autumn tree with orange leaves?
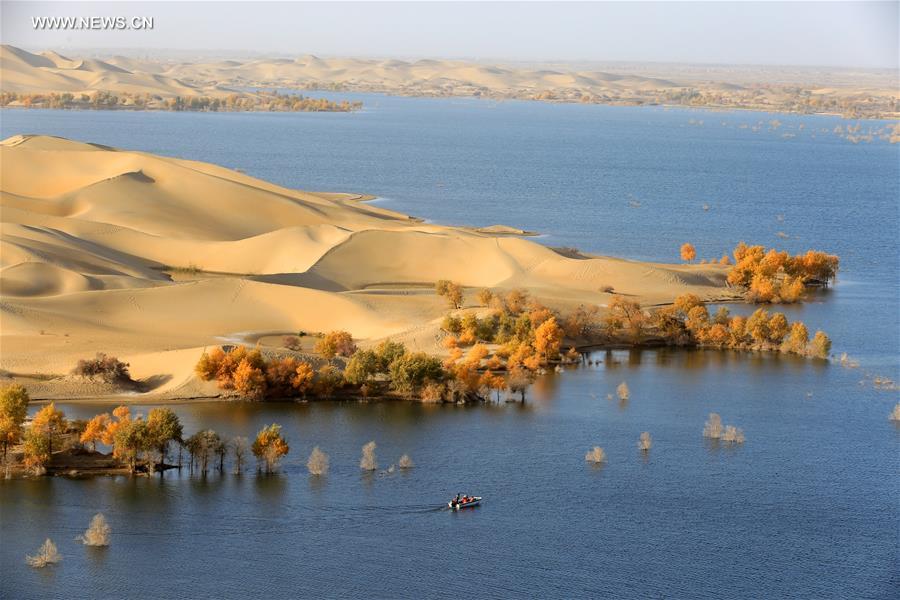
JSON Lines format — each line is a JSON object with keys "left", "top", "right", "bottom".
{"left": 31, "top": 403, "right": 67, "bottom": 456}
{"left": 533, "top": 317, "right": 563, "bottom": 362}
{"left": 680, "top": 243, "right": 697, "bottom": 263}
{"left": 252, "top": 424, "right": 289, "bottom": 473}
{"left": 80, "top": 413, "right": 110, "bottom": 451}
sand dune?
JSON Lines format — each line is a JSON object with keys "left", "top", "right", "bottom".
{"left": 0, "top": 134, "right": 734, "bottom": 399}
{"left": 2, "top": 44, "right": 680, "bottom": 98}
{"left": 3, "top": 44, "right": 895, "bottom": 117}
{"left": 0, "top": 45, "right": 214, "bottom": 97}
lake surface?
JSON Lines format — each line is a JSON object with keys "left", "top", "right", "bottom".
{"left": 1, "top": 97, "right": 898, "bottom": 599}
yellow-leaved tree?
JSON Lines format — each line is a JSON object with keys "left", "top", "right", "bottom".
{"left": 252, "top": 424, "right": 289, "bottom": 473}
{"left": 31, "top": 402, "right": 67, "bottom": 456}
{"left": 533, "top": 317, "right": 563, "bottom": 363}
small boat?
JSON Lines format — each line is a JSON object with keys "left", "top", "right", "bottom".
{"left": 448, "top": 495, "right": 482, "bottom": 510}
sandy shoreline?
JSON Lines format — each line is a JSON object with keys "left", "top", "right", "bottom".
{"left": 1, "top": 133, "right": 740, "bottom": 403}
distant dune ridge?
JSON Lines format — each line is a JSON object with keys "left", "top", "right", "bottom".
{"left": 0, "top": 134, "right": 735, "bottom": 399}
{"left": 1, "top": 44, "right": 896, "bottom": 117}
{"left": 0, "top": 44, "right": 211, "bottom": 97}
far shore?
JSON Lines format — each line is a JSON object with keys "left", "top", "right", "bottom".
{"left": 3, "top": 44, "right": 897, "bottom": 120}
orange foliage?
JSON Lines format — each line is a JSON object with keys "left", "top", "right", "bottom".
{"left": 292, "top": 362, "right": 315, "bottom": 396}
{"left": 466, "top": 344, "right": 489, "bottom": 364}
{"left": 727, "top": 242, "right": 839, "bottom": 304}
{"left": 785, "top": 322, "right": 809, "bottom": 354}
{"left": 458, "top": 330, "right": 477, "bottom": 345}
{"left": 264, "top": 357, "right": 302, "bottom": 397}
{"left": 252, "top": 424, "right": 290, "bottom": 473}
{"left": 702, "top": 323, "right": 730, "bottom": 346}
{"left": 527, "top": 305, "right": 554, "bottom": 328}
{"left": 674, "top": 294, "right": 702, "bottom": 315}
{"left": 31, "top": 403, "right": 66, "bottom": 454}
{"left": 443, "top": 347, "right": 464, "bottom": 369}
{"left": 80, "top": 413, "right": 110, "bottom": 451}
{"left": 767, "top": 313, "right": 789, "bottom": 344}
{"left": 480, "top": 372, "right": 507, "bottom": 401}
{"left": 315, "top": 331, "right": 356, "bottom": 359}
{"left": 604, "top": 296, "right": 645, "bottom": 341}
{"left": 233, "top": 359, "right": 267, "bottom": 400}
{"left": 486, "top": 355, "right": 504, "bottom": 370}
{"left": 533, "top": 317, "right": 563, "bottom": 362}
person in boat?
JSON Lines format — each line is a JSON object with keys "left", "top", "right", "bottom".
{"left": 454, "top": 493, "right": 461, "bottom": 505}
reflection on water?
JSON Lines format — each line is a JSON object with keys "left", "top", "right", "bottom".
{"left": 253, "top": 473, "right": 288, "bottom": 503}
{"left": 2, "top": 345, "right": 897, "bottom": 599}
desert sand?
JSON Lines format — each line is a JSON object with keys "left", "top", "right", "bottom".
{"left": 0, "top": 134, "right": 737, "bottom": 400}
{"left": 2, "top": 44, "right": 897, "bottom": 117}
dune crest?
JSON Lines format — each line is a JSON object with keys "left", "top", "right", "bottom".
{"left": 0, "top": 135, "right": 734, "bottom": 399}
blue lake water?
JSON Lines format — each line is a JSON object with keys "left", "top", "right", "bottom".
{"left": 1, "top": 96, "right": 898, "bottom": 599}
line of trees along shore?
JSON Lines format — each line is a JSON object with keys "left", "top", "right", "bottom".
{"left": 1, "top": 386, "right": 422, "bottom": 478}
{"left": 0, "top": 90, "right": 362, "bottom": 112}
{"left": 189, "top": 275, "right": 833, "bottom": 405}
{"left": 0, "top": 386, "right": 290, "bottom": 476}
{"left": 192, "top": 241, "right": 840, "bottom": 405}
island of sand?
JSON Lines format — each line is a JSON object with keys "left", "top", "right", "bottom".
{"left": 0, "top": 134, "right": 745, "bottom": 400}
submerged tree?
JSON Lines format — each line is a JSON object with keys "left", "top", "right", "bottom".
{"left": 26, "top": 539, "right": 61, "bottom": 568}
{"left": 398, "top": 454, "right": 414, "bottom": 469}
{"left": 185, "top": 429, "right": 223, "bottom": 474}
{"left": 232, "top": 436, "right": 249, "bottom": 474}
{"left": 890, "top": 403, "right": 900, "bottom": 422}
{"left": 703, "top": 413, "right": 724, "bottom": 439}
{"left": 145, "top": 408, "right": 183, "bottom": 467}
{"left": 809, "top": 331, "right": 832, "bottom": 359}
{"left": 77, "top": 513, "right": 111, "bottom": 547}
{"left": 359, "top": 440, "right": 377, "bottom": 471}
{"left": 585, "top": 446, "right": 607, "bottom": 464}
{"left": 307, "top": 446, "right": 329, "bottom": 476}
{"left": 113, "top": 418, "right": 149, "bottom": 474}
{"left": 252, "top": 424, "right": 289, "bottom": 474}
{"left": 507, "top": 367, "right": 532, "bottom": 402}
{"left": 722, "top": 426, "right": 745, "bottom": 444}
{"left": 638, "top": 432, "right": 652, "bottom": 452}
